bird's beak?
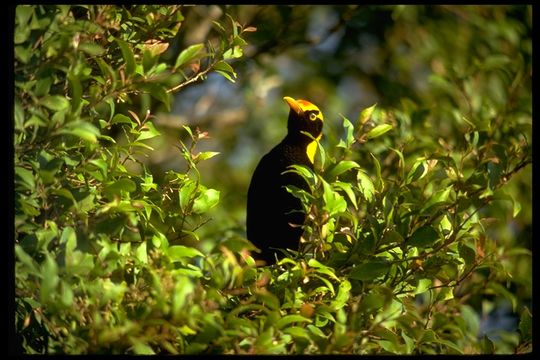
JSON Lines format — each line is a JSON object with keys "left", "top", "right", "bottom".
{"left": 283, "top": 96, "right": 304, "bottom": 116}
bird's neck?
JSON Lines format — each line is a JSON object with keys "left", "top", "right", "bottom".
{"left": 284, "top": 132, "right": 319, "bottom": 164}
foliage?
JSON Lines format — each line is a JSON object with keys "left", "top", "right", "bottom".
{"left": 14, "top": 5, "right": 531, "bottom": 355}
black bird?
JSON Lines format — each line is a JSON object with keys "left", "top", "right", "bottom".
{"left": 246, "top": 96, "right": 324, "bottom": 264}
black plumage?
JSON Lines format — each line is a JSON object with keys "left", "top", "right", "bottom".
{"left": 246, "top": 97, "right": 323, "bottom": 264}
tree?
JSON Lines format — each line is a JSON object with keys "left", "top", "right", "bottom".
{"left": 14, "top": 5, "right": 531, "bottom": 354}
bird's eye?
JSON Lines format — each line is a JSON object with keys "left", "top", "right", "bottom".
{"left": 309, "top": 113, "right": 317, "bottom": 121}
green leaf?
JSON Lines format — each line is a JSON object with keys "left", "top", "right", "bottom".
{"left": 381, "top": 229, "right": 404, "bottom": 245}
{"left": 406, "top": 157, "right": 428, "bottom": 184}
{"left": 284, "top": 164, "right": 316, "bottom": 188}
{"left": 461, "top": 304, "right": 480, "bottom": 337}
{"left": 519, "top": 306, "right": 532, "bottom": 342}
{"left": 15, "top": 245, "right": 40, "bottom": 276}
{"left": 407, "top": 226, "right": 439, "bottom": 248}
{"left": 215, "top": 69, "right": 237, "bottom": 83}
{"left": 115, "top": 38, "right": 136, "bottom": 76}
{"left": 135, "top": 242, "right": 147, "bottom": 264}
{"left": 14, "top": 100, "right": 24, "bottom": 130}
{"left": 16, "top": 5, "right": 33, "bottom": 26}
{"left": 358, "top": 103, "right": 377, "bottom": 126}
{"left": 78, "top": 41, "right": 105, "bottom": 56}
{"left": 325, "top": 160, "right": 359, "bottom": 180}
{"left": 168, "top": 245, "right": 204, "bottom": 260}
{"left": 322, "top": 179, "right": 347, "bottom": 216}
{"left": 333, "top": 181, "right": 358, "bottom": 210}
{"left": 308, "top": 259, "right": 339, "bottom": 280}
{"left": 142, "top": 49, "right": 157, "bottom": 73}
{"left": 88, "top": 158, "right": 108, "bottom": 178}
{"left": 366, "top": 124, "right": 392, "bottom": 139}
{"left": 40, "top": 254, "right": 59, "bottom": 304}
{"left": 357, "top": 170, "right": 376, "bottom": 203}
{"left": 60, "top": 281, "right": 74, "bottom": 307}
{"left": 136, "top": 121, "right": 161, "bottom": 141}
{"left": 421, "top": 187, "right": 451, "bottom": 214}
{"left": 340, "top": 115, "right": 355, "bottom": 148}
{"left": 131, "top": 341, "right": 155, "bottom": 355}
{"left": 275, "top": 315, "right": 311, "bottom": 330}
{"left": 487, "top": 161, "right": 502, "bottom": 190}
{"left": 435, "top": 287, "right": 454, "bottom": 302}
{"left": 103, "top": 178, "right": 137, "bottom": 197}
{"left": 51, "top": 188, "right": 77, "bottom": 206}
{"left": 175, "top": 43, "right": 204, "bottom": 69}
{"left": 283, "top": 326, "right": 311, "bottom": 340}
{"left": 436, "top": 338, "right": 463, "bottom": 354}
{"left": 15, "top": 166, "right": 35, "bottom": 190}
{"left": 349, "top": 260, "right": 391, "bottom": 281}
{"left": 214, "top": 60, "right": 237, "bottom": 83}
{"left": 179, "top": 180, "right": 197, "bottom": 211}
{"left": 58, "top": 121, "right": 100, "bottom": 143}
{"left": 415, "top": 278, "right": 432, "bottom": 295}
{"left": 68, "top": 73, "right": 82, "bottom": 113}
{"left": 195, "top": 151, "right": 220, "bottom": 162}
{"left": 41, "top": 95, "right": 70, "bottom": 111}
{"left": 34, "top": 77, "right": 52, "bottom": 97}
{"left": 330, "top": 279, "right": 351, "bottom": 310}
{"left": 192, "top": 188, "right": 220, "bottom": 214}
{"left": 223, "top": 45, "right": 243, "bottom": 60}
{"left": 458, "top": 243, "right": 476, "bottom": 272}
{"left": 112, "top": 113, "right": 134, "bottom": 126}
{"left": 482, "top": 54, "right": 511, "bottom": 71}
{"left": 307, "top": 324, "right": 328, "bottom": 338}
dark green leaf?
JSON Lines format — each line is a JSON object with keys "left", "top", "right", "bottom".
{"left": 349, "top": 260, "right": 391, "bottom": 281}
{"left": 458, "top": 243, "right": 476, "bottom": 272}
{"left": 407, "top": 226, "right": 439, "bottom": 248}
{"left": 519, "top": 307, "right": 532, "bottom": 342}
{"left": 115, "top": 38, "right": 136, "bottom": 76}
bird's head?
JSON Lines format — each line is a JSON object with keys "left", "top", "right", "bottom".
{"left": 283, "top": 96, "right": 324, "bottom": 163}
{"left": 284, "top": 96, "right": 324, "bottom": 139}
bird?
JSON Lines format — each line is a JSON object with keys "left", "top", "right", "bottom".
{"left": 246, "top": 96, "right": 324, "bottom": 265}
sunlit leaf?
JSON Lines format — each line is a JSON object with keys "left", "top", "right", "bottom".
{"left": 366, "top": 124, "right": 392, "bottom": 139}
{"left": 192, "top": 188, "right": 220, "bottom": 214}
{"left": 175, "top": 43, "right": 204, "bottom": 69}
{"left": 358, "top": 103, "right": 377, "bottom": 126}
{"left": 168, "top": 245, "right": 204, "bottom": 260}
